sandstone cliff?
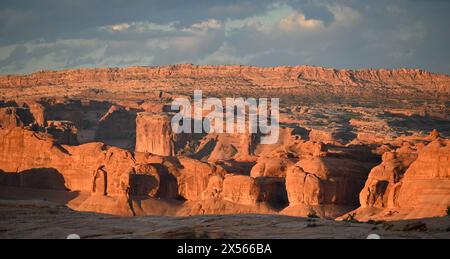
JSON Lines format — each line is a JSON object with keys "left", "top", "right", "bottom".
{"left": 135, "top": 113, "right": 179, "bottom": 156}
{"left": 0, "top": 127, "right": 137, "bottom": 215}
{"left": 0, "top": 65, "right": 448, "bottom": 100}
{"left": 345, "top": 138, "right": 450, "bottom": 221}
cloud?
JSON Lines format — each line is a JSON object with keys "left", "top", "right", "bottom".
{"left": 0, "top": 0, "right": 449, "bottom": 75}
{"left": 327, "top": 5, "right": 361, "bottom": 26}
{"left": 108, "top": 23, "right": 131, "bottom": 32}
{"left": 200, "top": 42, "right": 250, "bottom": 64}
{"left": 279, "top": 11, "right": 324, "bottom": 30}
{"left": 188, "top": 19, "right": 223, "bottom": 32}
{"left": 100, "top": 21, "right": 179, "bottom": 34}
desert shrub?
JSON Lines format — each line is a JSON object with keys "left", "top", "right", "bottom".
{"left": 307, "top": 211, "right": 319, "bottom": 219}
{"left": 344, "top": 213, "right": 362, "bottom": 224}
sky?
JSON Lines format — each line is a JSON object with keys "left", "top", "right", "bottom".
{"left": 0, "top": 0, "right": 449, "bottom": 75}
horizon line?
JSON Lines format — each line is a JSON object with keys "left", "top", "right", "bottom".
{"left": 1, "top": 63, "right": 450, "bottom": 77}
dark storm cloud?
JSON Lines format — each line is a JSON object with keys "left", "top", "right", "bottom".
{"left": 0, "top": 0, "right": 449, "bottom": 75}
{"left": 0, "top": 0, "right": 273, "bottom": 44}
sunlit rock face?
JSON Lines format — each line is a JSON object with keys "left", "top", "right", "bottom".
{"left": 346, "top": 135, "right": 450, "bottom": 221}
{"left": 0, "top": 107, "right": 35, "bottom": 129}
{"left": 0, "top": 65, "right": 449, "bottom": 220}
{"left": 0, "top": 65, "right": 449, "bottom": 101}
{"left": 135, "top": 113, "right": 177, "bottom": 157}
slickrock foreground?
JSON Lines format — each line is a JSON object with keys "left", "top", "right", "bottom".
{"left": 0, "top": 200, "right": 448, "bottom": 239}
{"left": 0, "top": 65, "right": 449, "bottom": 229}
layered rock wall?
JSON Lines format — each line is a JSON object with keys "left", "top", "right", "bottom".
{"left": 1, "top": 65, "right": 448, "bottom": 100}
{"left": 349, "top": 138, "right": 450, "bottom": 220}
{"left": 135, "top": 113, "right": 177, "bottom": 156}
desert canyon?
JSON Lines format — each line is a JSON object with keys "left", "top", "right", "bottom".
{"left": 0, "top": 64, "right": 449, "bottom": 238}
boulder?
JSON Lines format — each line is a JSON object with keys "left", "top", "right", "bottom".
{"left": 285, "top": 166, "right": 323, "bottom": 205}
{"left": 250, "top": 156, "right": 295, "bottom": 178}
{"left": 175, "top": 158, "right": 222, "bottom": 201}
{"left": 282, "top": 153, "right": 374, "bottom": 217}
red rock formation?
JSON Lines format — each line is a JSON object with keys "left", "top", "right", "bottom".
{"left": 395, "top": 140, "right": 449, "bottom": 212}
{"left": 21, "top": 101, "right": 46, "bottom": 127}
{"left": 135, "top": 113, "right": 177, "bottom": 156}
{"left": 348, "top": 137, "right": 450, "bottom": 221}
{"left": 205, "top": 133, "right": 256, "bottom": 162}
{"left": 175, "top": 158, "right": 221, "bottom": 201}
{"left": 0, "top": 128, "right": 133, "bottom": 194}
{"left": 0, "top": 65, "right": 449, "bottom": 220}
{"left": 309, "top": 129, "right": 339, "bottom": 145}
{"left": 0, "top": 107, "right": 35, "bottom": 129}
{"left": 359, "top": 145, "right": 419, "bottom": 209}
{"left": 282, "top": 148, "right": 376, "bottom": 218}
{"left": 45, "top": 120, "right": 78, "bottom": 145}
{"left": 0, "top": 65, "right": 448, "bottom": 100}
{"left": 222, "top": 175, "right": 261, "bottom": 205}
{"left": 250, "top": 155, "right": 296, "bottom": 178}
{"left": 201, "top": 175, "right": 225, "bottom": 200}
{"left": 0, "top": 127, "right": 155, "bottom": 215}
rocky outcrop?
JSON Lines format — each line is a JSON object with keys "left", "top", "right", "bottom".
{"left": 135, "top": 113, "right": 178, "bottom": 156}
{"left": 0, "top": 127, "right": 158, "bottom": 215}
{"left": 395, "top": 140, "right": 449, "bottom": 212}
{"left": 285, "top": 166, "right": 323, "bottom": 206}
{"left": 0, "top": 128, "right": 133, "bottom": 195}
{"left": 348, "top": 138, "right": 450, "bottom": 221}
{"left": 205, "top": 133, "right": 257, "bottom": 162}
{"left": 21, "top": 101, "right": 46, "bottom": 127}
{"left": 251, "top": 139, "right": 326, "bottom": 179}
{"left": 45, "top": 120, "right": 78, "bottom": 145}
{"left": 282, "top": 149, "right": 376, "bottom": 218}
{"left": 309, "top": 129, "right": 340, "bottom": 145}
{"left": 222, "top": 175, "right": 261, "bottom": 205}
{"left": 0, "top": 64, "right": 448, "bottom": 221}
{"left": 359, "top": 145, "right": 419, "bottom": 209}
{"left": 175, "top": 158, "right": 221, "bottom": 201}
{"left": 0, "top": 107, "right": 35, "bottom": 129}
{"left": 250, "top": 155, "right": 296, "bottom": 178}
